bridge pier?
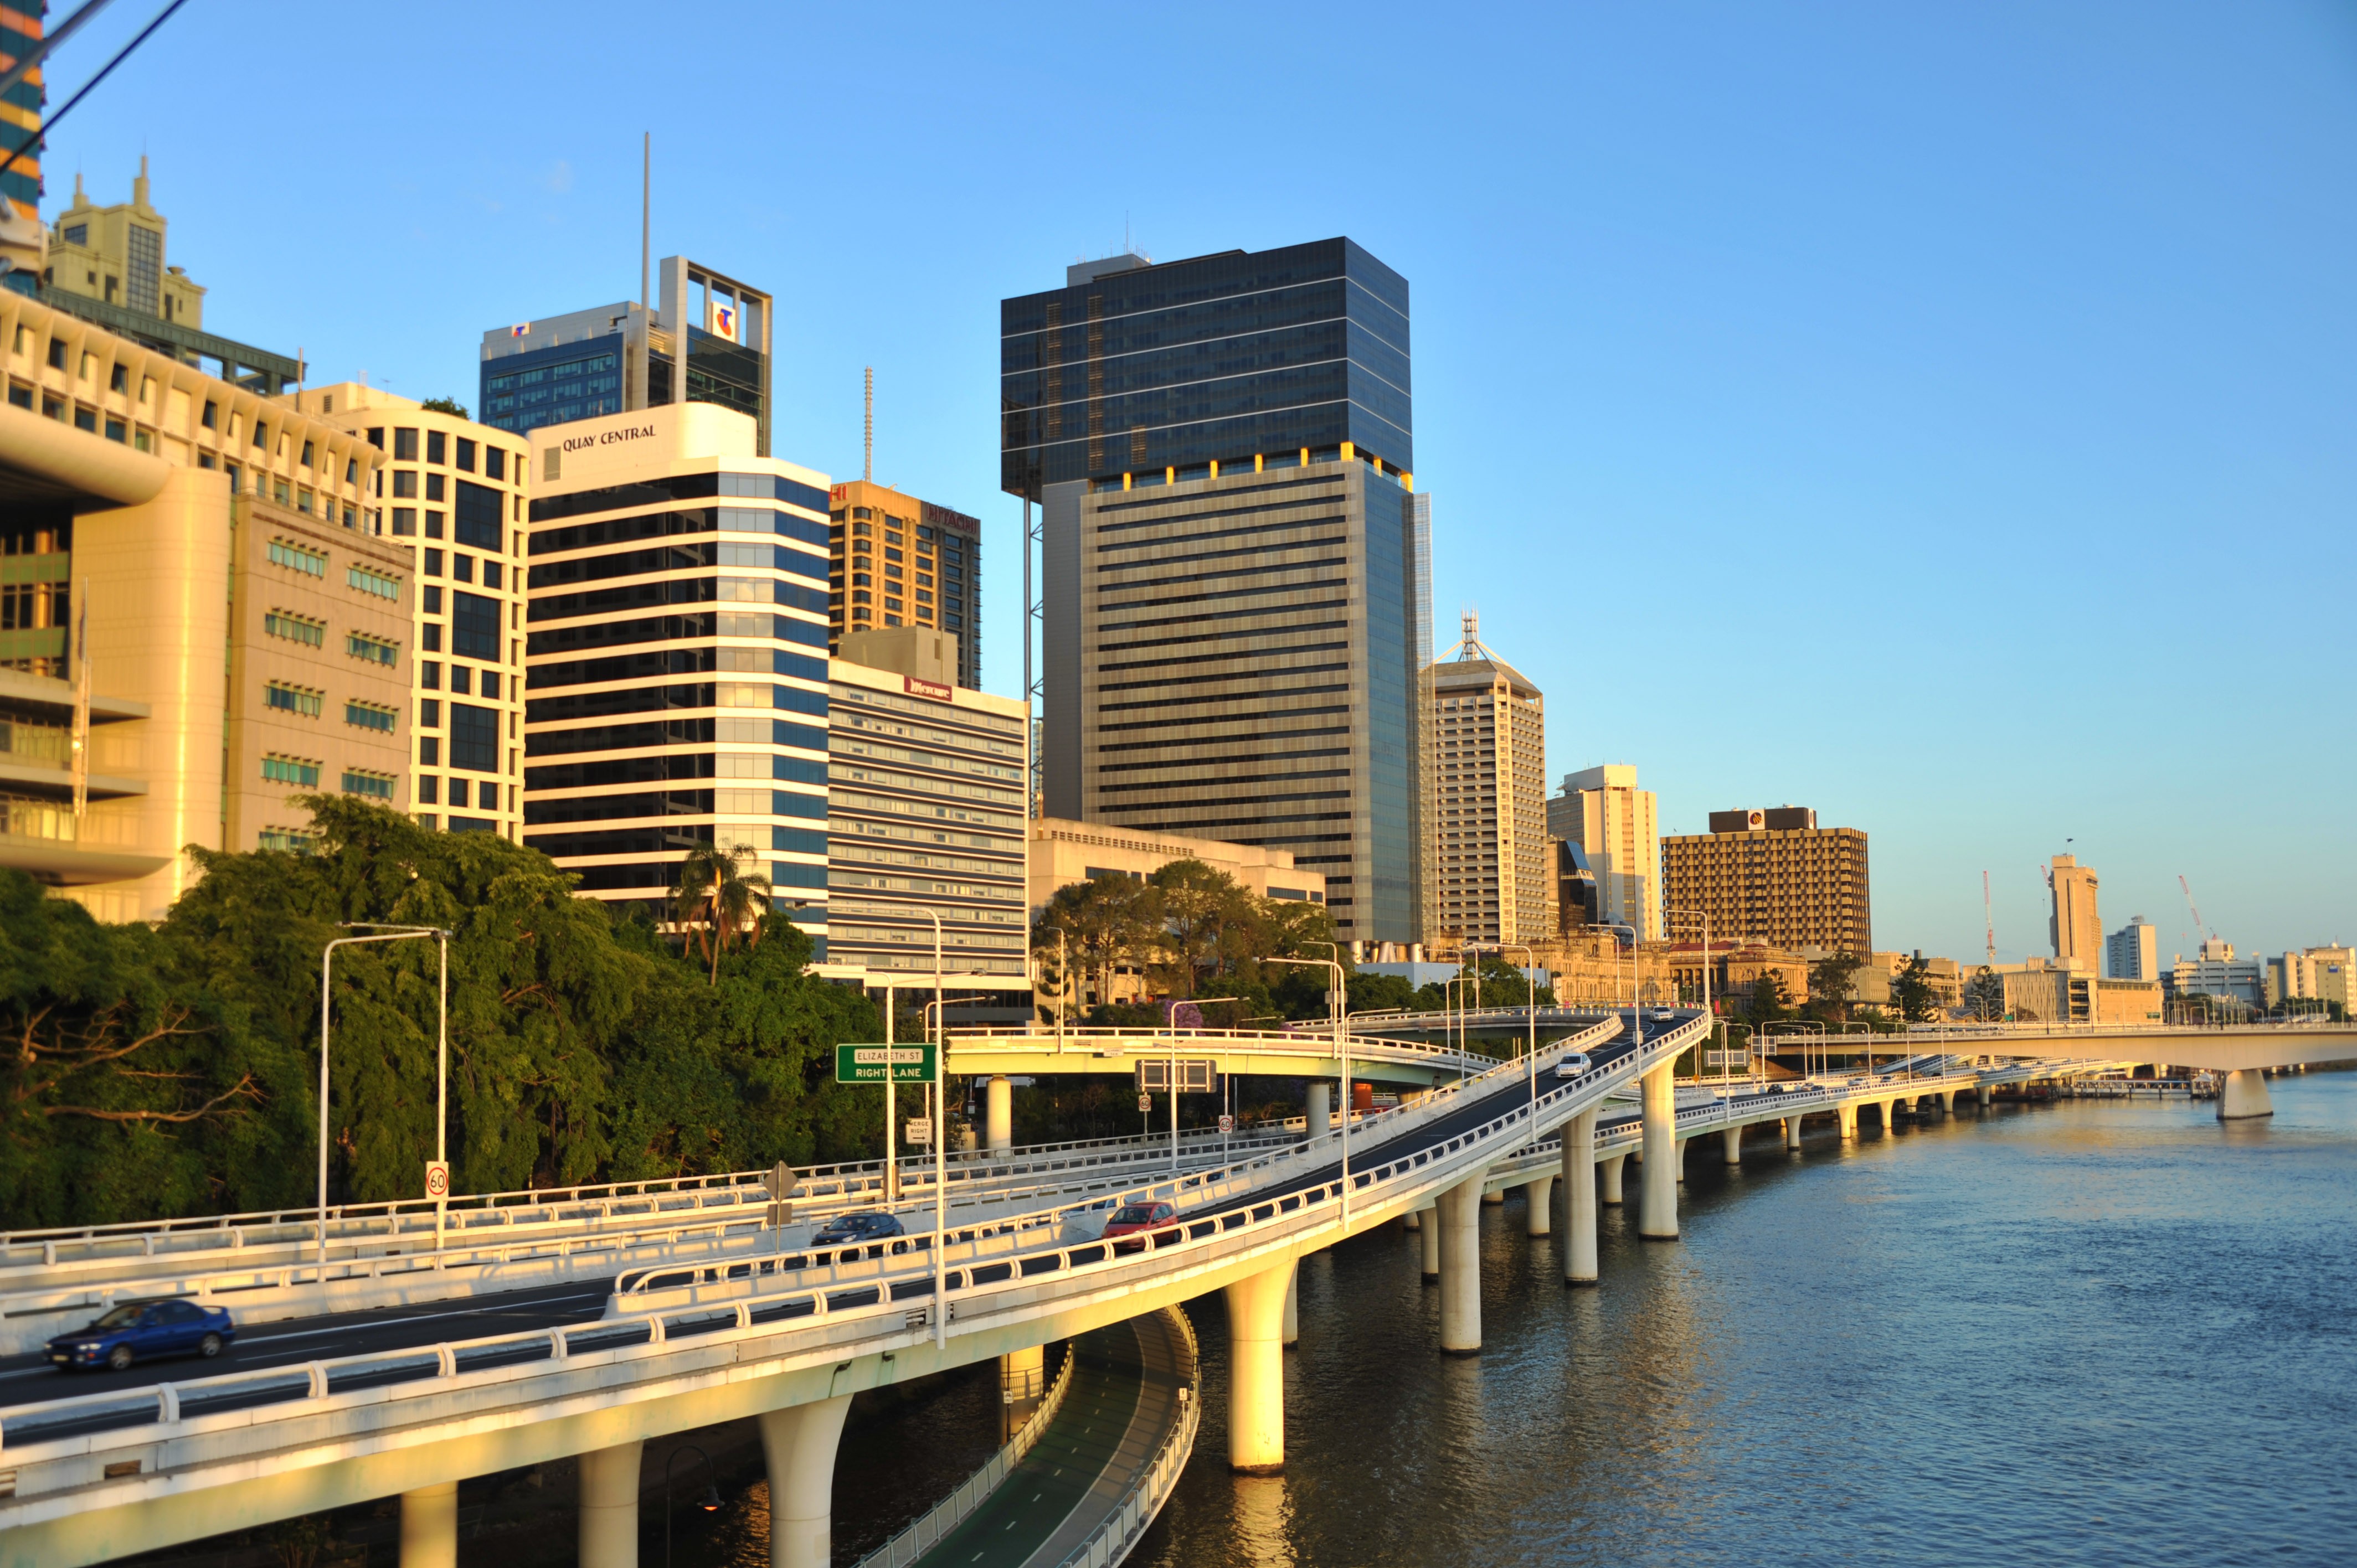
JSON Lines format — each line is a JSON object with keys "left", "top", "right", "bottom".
{"left": 1282, "top": 1259, "right": 1300, "bottom": 1346}
{"left": 1977, "top": 1085, "right": 1992, "bottom": 1109}
{"left": 759, "top": 1393, "right": 853, "bottom": 1568}
{"left": 1484, "top": 1186, "right": 1505, "bottom": 1205}
{"left": 2218, "top": 1068, "right": 2274, "bottom": 1121}
{"left": 578, "top": 1440, "right": 644, "bottom": 1568}
{"left": 1305, "top": 1081, "right": 1331, "bottom": 1140}
{"left": 1883, "top": 1099, "right": 1901, "bottom": 1133}
{"left": 1563, "top": 1108, "right": 1598, "bottom": 1285}
{"left": 1639, "top": 1062, "right": 1679, "bottom": 1241}
{"left": 1784, "top": 1115, "right": 1802, "bottom": 1151}
{"left": 1437, "top": 1173, "right": 1484, "bottom": 1353}
{"left": 1837, "top": 1103, "right": 1856, "bottom": 1139}
{"left": 1000, "top": 1343, "right": 1045, "bottom": 1440}
{"left": 1521, "top": 1175, "right": 1553, "bottom": 1233}
{"left": 1225, "top": 1259, "right": 1293, "bottom": 1473}
{"left": 1939, "top": 1090, "right": 1956, "bottom": 1116}
{"left": 1674, "top": 1137, "right": 1689, "bottom": 1183}
{"left": 400, "top": 1482, "right": 457, "bottom": 1568}
{"left": 985, "top": 1075, "right": 1013, "bottom": 1155}
{"left": 1601, "top": 1151, "right": 1627, "bottom": 1205}
{"left": 1419, "top": 1200, "right": 1440, "bottom": 1278}
{"left": 1721, "top": 1126, "right": 1742, "bottom": 1166}
{"left": 1401, "top": 1206, "right": 1419, "bottom": 1230}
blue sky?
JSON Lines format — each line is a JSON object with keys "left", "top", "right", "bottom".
{"left": 37, "top": 1, "right": 2356, "bottom": 962}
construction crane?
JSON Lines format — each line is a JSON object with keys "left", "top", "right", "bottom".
{"left": 1983, "top": 870, "right": 1996, "bottom": 964}
{"left": 2178, "top": 875, "right": 2214, "bottom": 947}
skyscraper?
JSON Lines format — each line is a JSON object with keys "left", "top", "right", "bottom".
{"left": 1425, "top": 613, "right": 1548, "bottom": 949}
{"left": 1658, "top": 805, "right": 1871, "bottom": 954}
{"left": 1549, "top": 766, "right": 1663, "bottom": 942}
{"left": 2049, "top": 853, "right": 2100, "bottom": 967}
{"left": 518, "top": 403, "right": 832, "bottom": 941}
{"left": 1002, "top": 239, "right": 1424, "bottom": 943}
{"left": 480, "top": 257, "right": 772, "bottom": 454}
{"left": 825, "top": 479, "right": 981, "bottom": 687}
{"left": 2106, "top": 915, "right": 2158, "bottom": 981}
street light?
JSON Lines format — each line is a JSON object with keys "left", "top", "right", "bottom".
{"left": 1465, "top": 941, "right": 1536, "bottom": 1114}
{"left": 1601, "top": 923, "right": 1645, "bottom": 1054}
{"left": 663, "top": 1443, "right": 723, "bottom": 1568}
{"left": 925, "top": 909, "right": 946, "bottom": 1352}
{"left": 1664, "top": 907, "right": 1713, "bottom": 1079}
{"left": 1267, "top": 950, "right": 1349, "bottom": 1230}
{"left": 318, "top": 924, "right": 449, "bottom": 1266}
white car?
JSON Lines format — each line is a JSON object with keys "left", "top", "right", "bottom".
{"left": 1552, "top": 1053, "right": 1592, "bottom": 1079}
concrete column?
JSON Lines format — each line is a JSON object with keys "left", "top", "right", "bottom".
{"left": 578, "top": 1441, "right": 645, "bottom": 1568}
{"left": 1601, "top": 1151, "right": 1627, "bottom": 1205}
{"left": 1940, "top": 1090, "right": 1956, "bottom": 1116}
{"left": 1721, "top": 1125, "right": 1742, "bottom": 1166}
{"left": 1419, "top": 1201, "right": 1440, "bottom": 1277}
{"left": 1883, "top": 1100, "right": 1900, "bottom": 1134}
{"left": 1784, "top": 1115, "right": 1802, "bottom": 1151}
{"left": 1674, "top": 1137, "right": 1689, "bottom": 1183}
{"left": 1437, "top": 1173, "right": 1485, "bottom": 1353}
{"left": 1522, "top": 1174, "right": 1554, "bottom": 1235}
{"left": 999, "top": 1343, "right": 1045, "bottom": 1440}
{"left": 1639, "top": 1062, "right": 1679, "bottom": 1240}
{"left": 1562, "top": 1108, "right": 1598, "bottom": 1285}
{"left": 1281, "top": 1259, "right": 1300, "bottom": 1347}
{"left": 400, "top": 1482, "right": 457, "bottom": 1568}
{"left": 757, "top": 1394, "right": 853, "bottom": 1568}
{"left": 985, "top": 1075, "right": 1013, "bottom": 1155}
{"left": 1483, "top": 1185, "right": 1505, "bottom": 1205}
{"left": 1304, "top": 1082, "right": 1330, "bottom": 1140}
{"left": 2218, "top": 1069, "right": 2275, "bottom": 1121}
{"left": 1401, "top": 1206, "right": 1420, "bottom": 1230}
{"left": 1977, "top": 1085, "right": 1992, "bottom": 1109}
{"left": 1224, "top": 1259, "right": 1292, "bottom": 1473}
{"left": 1837, "top": 1103, "right": 1857, "bottom": 1139}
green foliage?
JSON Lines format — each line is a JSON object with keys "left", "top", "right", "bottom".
{"left": 1746, "top": 967, "right": 1792, "bottom": 1025}
{"left": 0, "top": 799, "right": 878, "bottom": 1227}
{"left": 419, "top": 396, "right": 470, "bottom": 418}
{"left": 1807, "top": 953, "right": 1862, "bottom": 1022}
{"left": 1033, "top": 860, "right": 1342, "bottom": 1014}
{"left": 1964, "top": 964, "right": 2005, "bottom": 1020}
{"left": 1890, "top": 951, "right": 1942, "bottom": 1023}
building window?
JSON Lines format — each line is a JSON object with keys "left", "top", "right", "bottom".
{"left": 454, "top": 479, "right": 502, "bottom": 550}
{"left": 426, "top": 431, "right": 446, "bottom": 466}
{"left": 392, "top": 507, "right": 417, "bottom": 535}
{"left": 344, "top": 700, "right": 398, "bottom": 732}
{"left": 416, "top": 775, "right": 439, "bottom": 804}
{"left": 258, "top": 827, "right": 317, "bottom": 853}
{"left": 264, "top": 683, "right": 323, "bottom": 718}
{"left": 420, "top": 661, "right": 441, "bottom": 691}
{"left": 346, "top": 632, "right": 400, "bottom": 667}
{"left": 341, "top": 770, "right": 396, "bottom": 800}
{"left": 392, "top": 471, "right": 418, "bottom": 499}
{"left": 421, "top": 622, "right": 442, "bottom": 653}
{"left": 455, "top": 437, "right": 476, "bottom": 472}
{"left": 419, "top": 736, "right": 440, "bottom": 767}
{"left": 264, "top": 610, "right": 326, "bottom": 647}
{"left": 451, "top": 590, "right": 498, "bottom": 659}
{"left": 420, "top": 698, "right": 440, "bottom": 728}
{"left": 347, "top": 565, "right": 402, "bottom": 600}
{"left": 483, "top": 446, "right": 506, "bottom": 481}
{"left": 394, "top": 428, "right": 419, "bottom": 461}
{"left": 450, "top": 703, "right": 497, "bottom": 771}
{"left": 261, "top": 754, "right": 320, "bottom": 787}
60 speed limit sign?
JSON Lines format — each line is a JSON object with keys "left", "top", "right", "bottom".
{"left": 424, "top": 1160, "right": 451, "bottom": 1200}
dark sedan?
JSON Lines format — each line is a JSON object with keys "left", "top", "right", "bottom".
{"left": 48, "top": 1299, "right": 235, "bottom": 1372}
{"left": 811, "top": 1211, "right": 905, "bottom": 1248}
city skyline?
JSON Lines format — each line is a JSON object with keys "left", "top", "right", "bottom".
{"left": 23, "top": 0, "right": 2354, "bottom": 961}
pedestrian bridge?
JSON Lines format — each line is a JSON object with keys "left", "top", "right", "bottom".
{"left": 0, "top": 1010, "right": 2164, "bottom": 1568}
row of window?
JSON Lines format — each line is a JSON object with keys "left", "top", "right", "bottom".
{"left": 260, "top": 754, "right": 395, "bottom": 798}
{"left": 415, "top": 775, "right": 507, "bottom": 811}
{"left": 369, "top": 427, "right": 517, "bottom": 482}
{"left": 263, "top": 682, "right": 403, "bottom": 732}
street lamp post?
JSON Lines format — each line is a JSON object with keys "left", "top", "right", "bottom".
{"left": 1466, "top": 941, "right": 1536, "bottom": 1113}
{"left": 1268, "top": 951, "right": 1349, "bottom": 1230}
{"left": 318, "top": 924, "right": 449, "bottom": 1266}
{"left": 1601, "top": 923, "right": 1645, "bottom": 1054}
{"left": 1664, "top": 907, "right": 1712, "bottom": 1079}
{"left": 662, "top": 1443, "right": 722, "bottom": 1568}
{"left": 927, "top": 910, "right": 946, "bottom": 1351}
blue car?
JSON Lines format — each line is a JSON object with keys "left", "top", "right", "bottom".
{"left": 811, "top": 1211, "right": 905, "bottom": 1247}
{"left": 47, "top": 1298, "right": 235, "bottom": 1372}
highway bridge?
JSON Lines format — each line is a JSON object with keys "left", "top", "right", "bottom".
{"left": 0, "top": 1013, "right": 2344, "bottom": 1568}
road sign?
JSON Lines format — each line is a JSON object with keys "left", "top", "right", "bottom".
{"left": 905, "top": 1118, "right": 933, "bottom": 1146}
{"left": 424, "top": 1160, "right": 450, "bottom": 1200}
{"left": 1136, "top": 1059, "right": 1217, "bottom": 1094}
{"left": 1138, "top": 1094, "right": 1152, "bottom": 1112}
{"left": 1762, "top": 1043, "right": 1779, "bottom": 1056}
{"left": 836, "top": 1043, "right": 936, "bottom": 1084}
{"left": 1218, "top": 1114, "right": 1235, "bottom": 1134}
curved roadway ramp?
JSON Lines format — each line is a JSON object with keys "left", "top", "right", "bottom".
{"left": 903, "top": 1309, "right": 1197, "bottom": 1568}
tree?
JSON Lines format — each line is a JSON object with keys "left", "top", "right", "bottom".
{"left": 1746, "top": 967, "right": 1792, "bottom": 1025}
{"left": 419, "top": 396, "right": 470, "bottom": 418}
{"left": 1964, "top": 965, "right": 2005, "bottom": 1021}
{"left": 673, "top": 843, "right": 773, "bottom": 984}
{"left": 1149, "top": 858, "right": 1258, "bottom": 997}
{"left": 1034, "top": 874, "right": 1161, "bottom": 1012}
{"left": 1890, "top": 951, "right": 1942, "bottom": 1023}
{"left": 1808, "top": 953, "right": 1862, "bottom": 1023}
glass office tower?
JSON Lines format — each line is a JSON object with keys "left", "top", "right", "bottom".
{"left": 1001, "top": 239, "right": 1424, "bottom": 945}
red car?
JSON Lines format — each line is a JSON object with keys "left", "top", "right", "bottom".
{"left": 1102, "top": 1201, "right": 1177, "bottom": 1252}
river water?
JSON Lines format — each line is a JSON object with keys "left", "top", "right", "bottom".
{"left": 677, "top": 1075, "right": 2353, "bottom": 1567}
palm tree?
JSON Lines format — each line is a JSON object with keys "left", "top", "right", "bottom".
{"left": 673, "top": 841, "right": 774, "bottom": 984}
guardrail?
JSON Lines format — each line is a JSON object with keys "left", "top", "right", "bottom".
{"left": 946, "top": 1023, "right": 1506, "bottom": 1072}
{"left": 1053, "top": 1307, "right": 1201, "bottom": 1568}
{"left": 850, "top": 1335, "right": 1080, "bottom": 1568}
{"left": 0, "top": 1015, "right": 1683, "bottom": 1471}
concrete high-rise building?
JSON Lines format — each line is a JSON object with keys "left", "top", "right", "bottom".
{"left": 820, "top": 650, "right": 1030, "bottom": 993}
{"left": 825, "top": 479, "right": 980, "bottom": 688}
{"left": 1425, "top": 612, "right": 1547, "bottom": 949}
{"left": 1548, "top": 766, "right": 1661, "bottom": 942}
{"left": 0, "top": 288, "right": 395, "bottom": 920}
{"left": 1659, "top": 806, "right": 1870, "bottom": 954}
{"left": 1003, "top": 239, "right": 1424, "bottom": 943}
{"left": 2106, "top": 915, "right": 2158, "bottom": 981}
{"left": 2265, "top": 945, "right": 2353, "bottom": 1010}
{"left": 480, "top": 257, "right": 772, "bottom": 454}
{"left": 518, "top": 403, "right": 832, "bottom": 938}
{"left": 289, "top": 386, "right": 530, "bottom": 839}
{"left": 0, "top": 3, "right": 47, "bottom": 290}
{"left": 2049, "top": 853, "right": 2100, "bottom": 967}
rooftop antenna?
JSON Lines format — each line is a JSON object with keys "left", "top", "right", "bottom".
{"left": 863, "top": 367, "right": 873, "bottom": 482}
{"left": 639, "top": 132, "right": 650, "bottom": 309}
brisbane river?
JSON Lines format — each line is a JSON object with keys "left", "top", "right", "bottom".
{"left": 682, "top": 1074, "right": 2355, "bottom": 1567}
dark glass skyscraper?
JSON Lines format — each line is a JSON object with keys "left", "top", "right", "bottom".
{"left": 1002, "top": 239, "right": 1425, "bottom": 945}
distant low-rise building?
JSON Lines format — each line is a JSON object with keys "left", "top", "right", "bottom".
{"left": 1999, "top": 962, "right": 2163, "bottom": 1024}
{"left": 2106, "top": 916, "right": 2159, "bottom": 981}
{"left": 2264, "top": 945, "right": 2352, "bottom": 1010}
{"left": 2165, "top": 938, "right": 2265, "bottom": 1010}
{"left": 1029, "top": 817, "right": 1325, "bottom": 914}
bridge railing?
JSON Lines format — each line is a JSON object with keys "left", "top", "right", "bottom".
{"left": 947, "top": 1022, "right": 1502, "bottom": 1069}
{"left": 0, "top": 1015, "right": 1700, "bottom": 1466}
{"left": 1053, "top": 1307, "right": 1201, "bottom": 1568}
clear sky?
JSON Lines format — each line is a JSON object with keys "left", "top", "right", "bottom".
{"left": 37, "top": 1, "right": 2356, "bottom": 963}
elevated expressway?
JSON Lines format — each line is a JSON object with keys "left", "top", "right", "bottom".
{"left": 0, "top": 1015, "right": 2289, "bottom": 1567}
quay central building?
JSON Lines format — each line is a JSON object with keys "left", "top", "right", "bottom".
{"left": 1001, "top": 239, "right": 1424, "bottom": 945}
